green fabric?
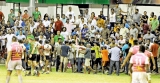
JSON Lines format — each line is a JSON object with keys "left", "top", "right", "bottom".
{"left": 8, "top": 13, "right": 15, "bottom": 23}
{"left": 33, "top": 11, "right": 41, "bottom": 21}
{"left": 151, "top": 19, "right": 159, "bottom": 31}
{"left": 29, "top": 42, "right": 38, "bottom": 54}
{"left": 54, "top": 35, "right": 64, "bottom": 42}
{"left": 27, "top": 34, "right": 35, "bottom": 40}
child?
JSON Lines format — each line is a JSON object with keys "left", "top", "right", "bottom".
{"left": 101, "top": 46, "right": 109, "bottom": 74}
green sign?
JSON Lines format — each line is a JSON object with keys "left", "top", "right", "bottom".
{"left": 6, "top": 0, "right": 29, "bottom": 3}
{"left": 6, "top": 0, "right": 110, "bottom": 4}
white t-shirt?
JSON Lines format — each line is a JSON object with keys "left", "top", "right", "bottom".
{"left": 66, "top": 11, "right": 75, "bottom": 18}
{"left": 43, "top": 44, "right": 52, "bottom": 55}
{"left": 4, "top": 34, "right": 16, "bottom": 48}
{"left": 109, "top": 13, "right": 116, "bottom": 22}
{"left": 17, "top": 35, "right": 26, "bottom": 40}
{"left": 61, "top": 31, "right": 69, "bottom": 41}
{"left": 0, "top": 35, "right": 5, "bottom": 46}
{"left": 43, "top": 20, "right": 50, "bottom": 27}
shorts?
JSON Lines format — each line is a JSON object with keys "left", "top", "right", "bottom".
{"left": 102, "top": 61, "right": 108, "bottom": 67}
{"left": 60, "top": 56, "right": 68, "bottom": 63}
{"left": 45, "top": 55, "right": 50, "bottom": 60}
{"left": 85, "top": 58, "right": 91, "bottom": 66}
{"left": 69, "top": 58, "right": 75, "bottom": 65}
{"left": 8, "top": 60, "right": 22, "bottom": 71}
{"left": 132, "top": 72, "right": 148, "bottom": 83}
{"left": 95, "top": 58, "right": 102, "bottom": 65}
{"left": 29, "top": 54, "right": 37, "bottom": 61}
{"left": 36, "top": 54, "right": 40, "bottom": 62}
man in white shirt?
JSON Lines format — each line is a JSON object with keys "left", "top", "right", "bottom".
{"left": 15, "top": 16, "right": 23, "bottom": 27}
{"left": 119, "top": 24, "right": 129, "bottom": 39}
{"left": 65, "top": 7, "right": 75, "bottom": 19}
{"left": 43, "top": 16, "right": 50, "bottom": 28}
{"left": 43, "top": 40, "right": 52, "bottom": 74}
{"left": 17, "top": 30, "right": 26, "bottom": 40}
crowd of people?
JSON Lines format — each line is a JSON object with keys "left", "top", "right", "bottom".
{"left": 0, "top": 4, "right": 160, "bottom": 83}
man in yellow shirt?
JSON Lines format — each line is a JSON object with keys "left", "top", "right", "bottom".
{"left": 91, "top": 42, "right": 101, "bottom": 73}
{"left": 129, "top": 35, "right": 134, "bottom": 46}
{"left": 97, "top": 15, "right": 105, "bottom": 28}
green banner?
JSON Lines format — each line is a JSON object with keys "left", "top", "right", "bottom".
{"left": 6, "top": 0, "right": 29, "bottom": 3}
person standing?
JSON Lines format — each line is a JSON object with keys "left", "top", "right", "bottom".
{"left": 132, "top": 9, "right": 142, "bottom": 25}
{"left": 33, "top": 7, "right": 41, "bottom": 22}
{"left": 65, "top": 7, "right": 74, "bottom": 19}
{"left": 0, "top": 10, "right": 5, "bottom": 22}
{"left": 43, "top": 40, "right": 52, "bottom": 74}
{"left": 142, "top": 11, "right": 148, "bottom": 24}
{"left": 108, "top": 44, "right": 121, "bottom": 76}
{"left": 54, "top": 38, "right": 62, "bottom": 72}
{"left": 60, "top": 41, "right": 70, "bottom": 72}
{"left": 4, "top": 29, "right": 15, "bottom": 50}
{"left": 109, "top": 8, "right": 116, "bottom": 29}
{"left": 22, "top": 10, "right": 29, "bottom": 20}
{"left": 101, "top": 46, "right": 109, "bottom": 74}
{"left": 150, "top": 15, "right": 159, "bottom": 32}
{"left": 150, "top": 39, "right": 159, "bottom": 73}
{"left": 8, "top": 9, "right": 15, "bottom": 26}
{"left": 129, "top": 45, "right": 149, "bottom": 83}
{"left": 54, "top": 16, "right": 63, "bottom": 32}
{"left": 5, "top": 36, "right": 23, "bottom": 83}
{"left": 91, "top": 42, "right": 101, "bottom": 74}
{"left": 83, "top": 44, "right": 95, "bottom": 74}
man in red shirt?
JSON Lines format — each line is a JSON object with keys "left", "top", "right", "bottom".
{"left": 55, "top": 16, "right": 63, "bottom": 33}
{"left": 6, "top": 36, "right": 23, "bottom": 83}
{"left": 0, "top": 10, "right": 5, "bottom": 22}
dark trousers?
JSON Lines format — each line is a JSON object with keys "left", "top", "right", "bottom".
{"left": 76, "top": 58, "right": 84, "bottom": 72}
{"left": 56, "top": 55, "right": 60, "bottom": 72}
{"left": 109, "top": 60, "right": 120, "bottom": 75}
{"left": 22, "top": 59, "right": 26, "bottom": 70}
{"left": 150, "top": 57, "right": 158, "bottom": 73}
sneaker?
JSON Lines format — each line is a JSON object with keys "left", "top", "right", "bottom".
{"left": 46, "top": 71, "right": 49, "bottom": 74}
{"left": 37, "top": 71, "right": 40, "bottom": 77}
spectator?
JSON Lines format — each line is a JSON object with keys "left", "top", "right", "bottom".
{"left": 55, "top": 16, "right": 63, "bottom": 32}
{"left": 33, "top": 7, "right": 41, "bottom": 22}
{"left": 8, "top": 9, "right": 15, "bottom": 26}
{"left": 22, "top": 10, "right": 29, "bottom": 19}
{"left": 109, "top": 9, "right": 116, "bottom": 29}
{"left": 65, "top": 7, "right": 74, "bottom": 19}
{"left": 0, "top": 10, "right": 5, "bottom": 22}
{"left": 150, "top": 15, "right": 159, "bottom": 31}
{"left": 132, "top": 9, "right": 142, "bottom": 24}
{"left": 99, "top": 11, "right": 106, "bottom": 20}
{"left": 142, "top": 11, "right": 148, "bottom": 24}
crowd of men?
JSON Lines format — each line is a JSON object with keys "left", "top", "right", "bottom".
{"left": 0, "top": 4, "right": 160, "bottom": 83}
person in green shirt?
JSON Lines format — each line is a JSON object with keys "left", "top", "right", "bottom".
{"left": 27, "top": 31, "right": 35, "bottom": 40}
{"left": 54, "top": 31, "right": 64, "bottom": 43}
{"left": 150, "top": 15, "right": 159, "bottom": 31}
{"left": 91, "top": 42, "right": 102, "bottom": 73}
{"left": 33, "top": 7, "right": 41, "bottom": 22}
{"left": 8, "top": 9, "right": 15, "bottom": 26}
{"left": 26, "top": 37, "right": 40, "bottom": 76}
